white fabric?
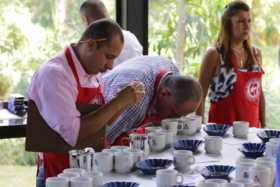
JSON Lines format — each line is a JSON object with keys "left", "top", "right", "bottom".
{"left": 113, "top": 30, "right": 143, "bottom": 67}
{"left": 27, "top": 46, "right": 102, "bottom": 146}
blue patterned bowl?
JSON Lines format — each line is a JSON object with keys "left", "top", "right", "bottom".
{"left": 172, "top": 185, "right": 195, "bottom": 187}
{"left": 104, "top": 182, "right": 139, "bottom": 187}
{"left": 136, "top": 159, "right": 173, "bottom": 175}
{"left": 174, "top": 139, "right": 203, "bottom": 154}
{"left": 200, "top": 165, "right": 235, "bottom": 181}
{"left": 203, "top": 124, "right": 230, "bottom": 137}
{"left": 239, "top": 143, "right": 265, "bottom": 159}
{"left": 257, "top": 130, "right": 280, "bottom": 143}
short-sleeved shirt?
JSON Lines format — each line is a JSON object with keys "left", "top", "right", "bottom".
{"left": 113, "top": 30, "right": 143, "bottom": 67}
{"left": 27, "top": 46, "right": 102, "bottom": 146}
{"left": 103, "top": 56, "right": 179, "bottom": 144}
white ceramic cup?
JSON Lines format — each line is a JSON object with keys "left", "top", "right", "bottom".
{"left": 256, "top": 157, "right": 275, "bottom": 184}
{"left": 178, "top": 116, "right": 198, "bottom": 136}
{"left": 114, "top": 151, "right": 134, "bottom": 173}
{"left": 221, "top": 182, "right": 244, "bottom": 187}
{"left": 233, "top": 121, "right": 249, "bottom": 139}
{"left": 145, "top": 126, "right": 162, "bottom": 134}
{"left": 129, "top": 149, "right": 145, "bottom": 167}
{"left": 110, "top": 145, "right": 130, "bottom": 152}
{"left": 231, "top": 179, "right": 260, "bottom": 187}
{"left": 46, "top": 177, "right": 68, "bottom": 187}
{"left": 205, "top": 179, "right": 228, "bottom": 184}
{"left": 94, "top": 152, "right": 113, "bottom": 173}
{"left": 197, "top": 181, "right": 220, "bottom": 187}
{"left": 265, "top": 141, "right": 278, "bottom": 158}
{"left": 173, "top": 150, "right": 195, "bottom": 172}
{"left": 63, "top": 168, "right": 86, "bottom": 176}
{"left": 251, "top": 165, "right": 271, "bottom": 187}
{"left": 156, "top": 169, "right": 184, "bottom": 187}
{"left": 70, "top": 176, "right": 92, "bottom": 187}
{"left": 161, "top": 119, "right": 179, "bottom": 134}
{"left": 82, "top": 171, "right": 104, "bottom": 187}
{"left": 148, "top": 132, "right": 166, "bottom": 152}
{"left": 236, "top": 157, "right": 256, "bottom": 165}
{"left": 205, "top": 135, "right": 223, "bottom": 154}
{"left": 57, "top": 172, "right": 79, "bottom": 181}
{"left": 235, "top": 162, "right": 256, "bottom": 182}
{"left": 158, "top": 129, "right": 175, "bottom": 148}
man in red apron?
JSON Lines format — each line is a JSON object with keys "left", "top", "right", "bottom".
{"left": 27, "top": 19, "right": 144, "bottom": 185}
{"left": 102, "top": 56, "right": 203, "bottom": 146}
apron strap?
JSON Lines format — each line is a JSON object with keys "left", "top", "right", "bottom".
{"left": 65, "top": 47, "right": 81, "bottom": 89}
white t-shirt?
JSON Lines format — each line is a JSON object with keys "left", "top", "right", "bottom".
{"left": 113, "top": 30, "right": 143, "bottom": 67}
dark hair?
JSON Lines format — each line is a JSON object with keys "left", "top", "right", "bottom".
{"left": 79, "top": 18, "right": 124, "bottom": 48}
{"left": 217, "top": 0, "right": 256, "bottom": 71}
{"left": 164, "top": 75, "right": 202, "bottom": 104}
{"left": 80, "top": 0, "right": 108, "bottom": 21}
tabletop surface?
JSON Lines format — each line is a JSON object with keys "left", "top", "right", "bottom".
{"left": 101, "top": 127, "right": 262, "bottom": 186}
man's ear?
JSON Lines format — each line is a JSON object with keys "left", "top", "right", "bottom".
{"left": 158, "top": 87, "right": 171, "bottom": 97}
{"left": 86, "top": 39, "right": 97, "bottom": 50}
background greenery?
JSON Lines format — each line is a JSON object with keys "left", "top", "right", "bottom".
{"left": 0, "top": 0, "right": 279, "bottom": 186}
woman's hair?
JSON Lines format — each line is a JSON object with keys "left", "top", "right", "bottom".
{"left": 216, "top": 0, "right": 257, "bottom": 71}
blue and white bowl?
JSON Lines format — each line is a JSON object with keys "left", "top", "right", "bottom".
{"left": 104, "top": 182, "right": 139, "bottom": 187}
{"left": 174, "top": 139, "right": 203, "bottom": 154}
{"left": 200, "top": 165, "right": 235, "bottom": 180}
{"left": 239, "top": 143, "right": 265, "bottom": 159}
{"left": 136, "top": 159, "right": 173, "bottom": 175}
{"left": 172, "top": 185, "right": 195, "bottom": 187}
{"left": 203, "top": 124, "right": 230, "bottom": 137}
{"left": 257, "top": 130, "right": 280, "bottom": 143}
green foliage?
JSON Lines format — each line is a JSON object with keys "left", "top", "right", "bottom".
{"left": 0, "top": 72, "right": 13, "bottom": 99}
{"left": 0, "top": 139, "right": 35, "bottom": 165}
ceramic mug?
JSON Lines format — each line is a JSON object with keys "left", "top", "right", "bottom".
{"left": 156, "top": 169, "right": 184, "bottom": 187}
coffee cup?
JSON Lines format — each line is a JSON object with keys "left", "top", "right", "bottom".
{"left": 63, "top": 168, "right": 86, "bottom": 176}
{"left": 114, "top": 151, "right": 134, "bottom": 173}
{"left": 70, "top": 176, "right": 92, "bottom": 187}
{"left": 82, "top": 171, "right": 103, "bottom": 187}
{"left": 235, "top": 162, "right": 256, "bottom": 182}
{"left": 233, "top": 121, "right": 249, "bottom": 139}
{"left": 156, "top": 169, "right": 183, "bottom": 187}
{"left": 221, "top": 183, "right": 244, "bottom": 187}
{"left": 58, "top": 172, "right": 79, "bottom": 181}
{"left": 46, "top": 177, "right": 68, "bottom": 187}
{"left": 161, "top": 118, "right": 179, "bottom": 134}
{"left": 178, "top": 116, "right": 198, "bottom": 136}
{"left": 94, "top": 152, "right": 113, "bottom": 173}
{"left": 205, "top": 135, "right": 223, "bottom": 155}
{"left": 148, "top": 132, "right": 166, "bottom": 152}
{"left": 251, "top": 165, "right": 272, "bottom": 187}
{"left": 173, "top": 150, "right": 195, "bottom": 172}
{"left": 145, "top": 126, "right": 162, "bottom": 134}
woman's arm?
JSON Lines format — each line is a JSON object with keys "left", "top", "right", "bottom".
{"left": 254, "top": 48, "right": 266, "bottom": 128}
{"left": 196, "top": 47, "right": 220, "bottom": 122}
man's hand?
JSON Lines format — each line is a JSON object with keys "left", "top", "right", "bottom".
{"left": 117, "top": 81, "right": 145, "bottom": 105}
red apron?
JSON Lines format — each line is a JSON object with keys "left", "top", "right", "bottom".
{"left": 208, "top": 54, "right": 264, "bottom": 128}
{"left": 43, "top": 47, "right": 105, "bottom": 178}
{"left": 111, "top": 69, "right": 168, "bottom": 146}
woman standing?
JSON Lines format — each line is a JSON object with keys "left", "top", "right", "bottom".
{"left": 196, "top": 1, "right": 266, "bottom": 128}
